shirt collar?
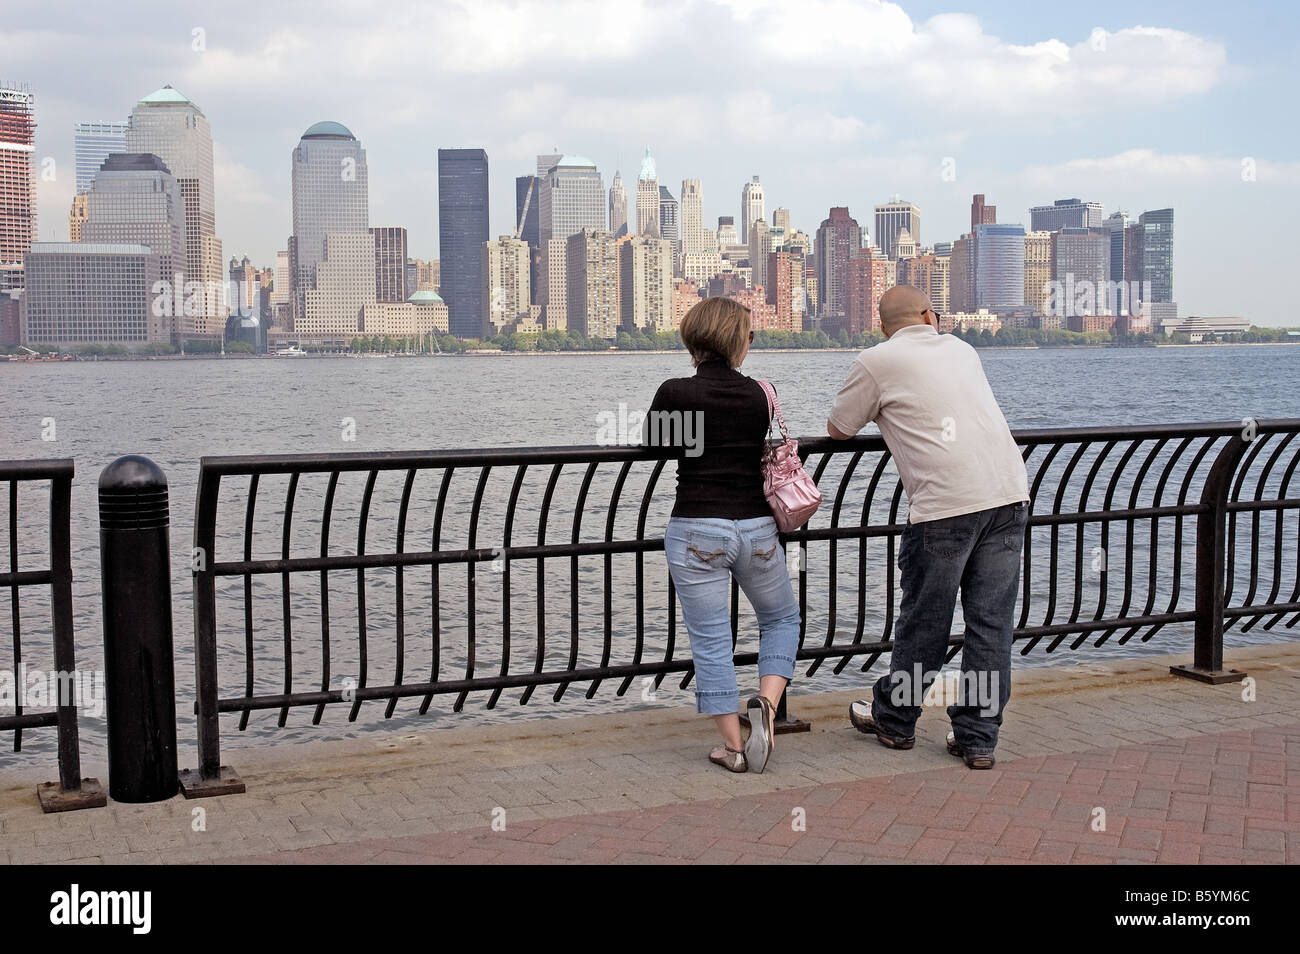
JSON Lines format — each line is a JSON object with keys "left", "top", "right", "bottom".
{"left": 696, "top": 358, "right": 736, "bottom": 376}
{"left": 891, "top": 323, "right": 938, "bottom": 338}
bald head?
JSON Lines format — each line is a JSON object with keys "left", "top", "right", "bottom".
{"left": 879, "top": 285, "right": 933, "bottom": 336}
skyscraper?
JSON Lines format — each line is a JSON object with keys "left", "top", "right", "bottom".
{"left": 566, "top": 228, "right": 618, "bottom": 338}
{"left": 74, "top": 120, "right": 128, "bottom": 194}
{"left": 68, "top": 194, "right": 88, "bottom": 242}
{"left": 772, "top": 207, "right": 791, "bottom": 237}
{"left": 679, "top": 179, "right": 704, "bottom": 259}
{"left": 717, "top": 216, "right": 738, "bottom": 249}
{"left": 970, "top": 194, "right": 996, "bottom": 233}
{"left": 1134, "top": 208, "right": 1174, "bottom": 306}
{"left": 1030, "top": 198, "right": 1104, "bottom": 233}
{"left": 658, "top": 185, "right": 678, "bottom": 248}
{"left": 949, "top": 236, "right": 973, "bottom": 313}
{"left": 515, "top": 175, "right": 539, "bottom": 245}
{"left": 0, "top": 83, "right": 37, "bottom": 290}
{"left": 973, "top": 223, "right": 1025, "bottom": 309}
{"left": 766, "top": 249, "right": 804, "bottom": 332}
{"left": 81, "top": 153, "right": 185, "bottom": 288}
{"left": 873, "top": 199, "right": 920, "bottom": 260}
{"left": 21, "top": 243, "right": 164, "bottom": 344}
{"left": 540, "top": 156, "right": 604, "bottom": 243}
{"left": 1103, "top": 212, "right": 1129, "bottom": 294}
{"left": 741, "top": 176, "right": 764, "bottom": 246}
{"left": 483, "top": 234, "right": 530, "bottom": 335}
{"left": 814, "top": 207, "right": 862, "bottom": 329}
{"left": 370, "top": 226, "right": 408, "bottom": 303}
{"left": 619, "top": 235, "right": 674, "bottom": 332}
{"left": 1050, "top": 229, "right": 1108, "bottom": 291}
{"left": 636, "top": 147, "right": 659, "bottom": 238}
{"left": 748, "top": 219, "right": 771, "bottom": 290}
{"left": 438, "top": 147, "right": 489, "bottom": 337}
{"left": 1023, "top": 231, "right": 1052, "bottom": 315}
{"left": 516, "top": 174, "right": 542, "bottom": 307}
{"left": 536, "top": 154, "right": 563, "bottom": 178}
{"left": 290, "top": 121, "right": 372, "bottom": 341}
{"left": 608, "top": 171, "right": 628, "bottom": 237}
{"left": 125, "top": 85, "right": 223, "bottom": 334}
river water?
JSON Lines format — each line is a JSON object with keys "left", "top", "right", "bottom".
{"left": 1, "top": 344, "right": 1298, "bottom": 770}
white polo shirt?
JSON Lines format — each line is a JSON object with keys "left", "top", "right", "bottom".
{"left": 828, "top": 324, "right": 1029, "bottom": 523}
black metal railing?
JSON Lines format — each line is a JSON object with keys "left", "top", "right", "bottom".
{"left": 1, "top": 459, "right": 103, "bottom": 810}
{"left": 187, "top": 420, "right": 1300, "bottom": 787}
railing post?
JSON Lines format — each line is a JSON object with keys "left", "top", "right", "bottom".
{"left": 98, "top": 455, "right": 179, "bottom": 801}
{"left": 178, "top": 464, "right": 244, "bottom": 797}
{"left": 36, "top": 465, "right": 106, "bottom": 812}
{"left": 1171, "top": 432, "right": 1250, "bottom": 684}
{"left": 773, "top": 686, "right": 810, "bottom": 735}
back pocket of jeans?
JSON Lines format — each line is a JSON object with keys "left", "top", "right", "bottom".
{"left": 750, "top": 527, "right": 783, "bottom": 567}
{"left": 684, "top": 530, "right": 731, "bottom": 566}
{"left": 922, "top": 521, "right": 975, "bottom": 559}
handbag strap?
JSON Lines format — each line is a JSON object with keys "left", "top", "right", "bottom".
{"left": 756, "top": 379, "right": 791, "bottom": 442}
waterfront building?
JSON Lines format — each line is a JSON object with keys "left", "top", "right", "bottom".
{"left": 437, "top": 147, "right": 489, "bottom": 336}
{"left": 125, "top": 85, "right": 223, "bottom": 335}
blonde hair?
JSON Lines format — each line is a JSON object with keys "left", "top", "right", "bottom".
{"left": 680, "top": 296, "right": 751, "bottom": 368}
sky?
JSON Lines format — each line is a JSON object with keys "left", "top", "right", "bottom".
{"left": 5, "top": 0, "right": 1298, "bottom": 324}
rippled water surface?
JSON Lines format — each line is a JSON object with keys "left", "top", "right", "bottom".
{"left": 2, "top": 345, "right": 1298, "bottom": 769}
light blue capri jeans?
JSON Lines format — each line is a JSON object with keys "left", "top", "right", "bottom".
{"left": 664, "top": 515, "right": 802, "bottom": 715}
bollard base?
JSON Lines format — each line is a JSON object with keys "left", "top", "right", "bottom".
{"left": 37, "top": 778, "right": 107, "bottom": 813}
{"left": 739, "top": 713, "right": 811, "bottom": 735}
{"left": 1169, "top": 664, "right": 1246, "bottom": 685}
{"left": 178, "top": 765, "right": 246, "bottom": 798}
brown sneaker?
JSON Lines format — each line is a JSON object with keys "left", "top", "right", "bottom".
{"left": 709, "top": 745, "right": 748, "bottom": 773}
{"left": 848, "top": 700, "right": 915, "bottom": 749}
{"left": 946, "top": 731, "right": 995, "bottom": 769}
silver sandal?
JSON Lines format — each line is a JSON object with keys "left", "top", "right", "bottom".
{"left": 709, "top": 744, "right": 748, "bottom": 773}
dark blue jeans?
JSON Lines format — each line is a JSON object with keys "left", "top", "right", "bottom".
{"left": 872, "top": 501, "right": 1027, "bottom": 755}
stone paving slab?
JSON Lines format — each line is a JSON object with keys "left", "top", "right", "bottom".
{"left": 1, "top": 642, "right": 1297, "bottom": 864}
{"left": 222, "top": 718, "right": 1300, "bottom": 865}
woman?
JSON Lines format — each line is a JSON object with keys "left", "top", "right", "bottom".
{"left": 646, "top": 296, "right": 802, "bottom": 773}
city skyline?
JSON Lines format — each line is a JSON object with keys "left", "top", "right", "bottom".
{"left": 4, "top": 0, "right": 1299, "bottom": 324}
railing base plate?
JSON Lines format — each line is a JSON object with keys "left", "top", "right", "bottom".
{"left": 37, "top": 778, "right": 107, "bottom": 813}
{"left": 1169, "top": 664, "right": 1246, "bottom": 685}
{"left": 739, "top": 714, "right": 812, "bottom": 735}
{"left": 178, "top": 766, "right": 246, "bottom": 798}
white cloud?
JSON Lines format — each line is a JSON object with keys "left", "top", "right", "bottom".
{"left": 724, "top": 91, "right": 882, "bottom": 144}
{"left": 717, "top": 2, "right": 1228, "bottom": 113}
{"left": 1022, "top": 149, "right": 1300, "bottom": 188}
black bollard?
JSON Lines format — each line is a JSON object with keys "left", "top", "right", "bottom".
{"left": 99, "top": 455, "right": 179, "bottom": 802}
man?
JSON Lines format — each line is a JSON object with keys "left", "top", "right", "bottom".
{"left": 827, "top": 285, "right": 1028, "bottom": 769}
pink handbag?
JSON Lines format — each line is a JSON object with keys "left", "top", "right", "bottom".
{"left": 756, "top": 379, "right": 822, "bottom": 532}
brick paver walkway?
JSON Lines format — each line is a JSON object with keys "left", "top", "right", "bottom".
{"left": 3, "top": 642, "right": 1298, "bottom": 865}
{"left": 221, "top": 722, "right": 1299, "bottom": 864}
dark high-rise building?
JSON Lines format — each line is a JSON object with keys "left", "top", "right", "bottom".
{"left": 1136, "top": 208, "right": 1174, "bottom": 303}
{"left": 370, "top": 226, "right": 408, "bottom": 302}
{"left": 1030, "top": 198, "right": 1104, "bottom": 233}
{"left": 658, "top": 185, "right": 679, "bottom": 246}
{"left": 515, "top": 175, "right": 541, "bottom": 302}
{"left": 1103, "top": 212, "right": 1129, "bottom": 290}
{"left": 515, "top": 175, "right": 539, "bottom": 246}
{"left": 814, "top": 207, "right": 862, "bottom": 329}
{"left": 437, "top": 147, "right": 489, "bottom": 337}
{"left": 970, "top": 194, "right": 995, "bottom": 233}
